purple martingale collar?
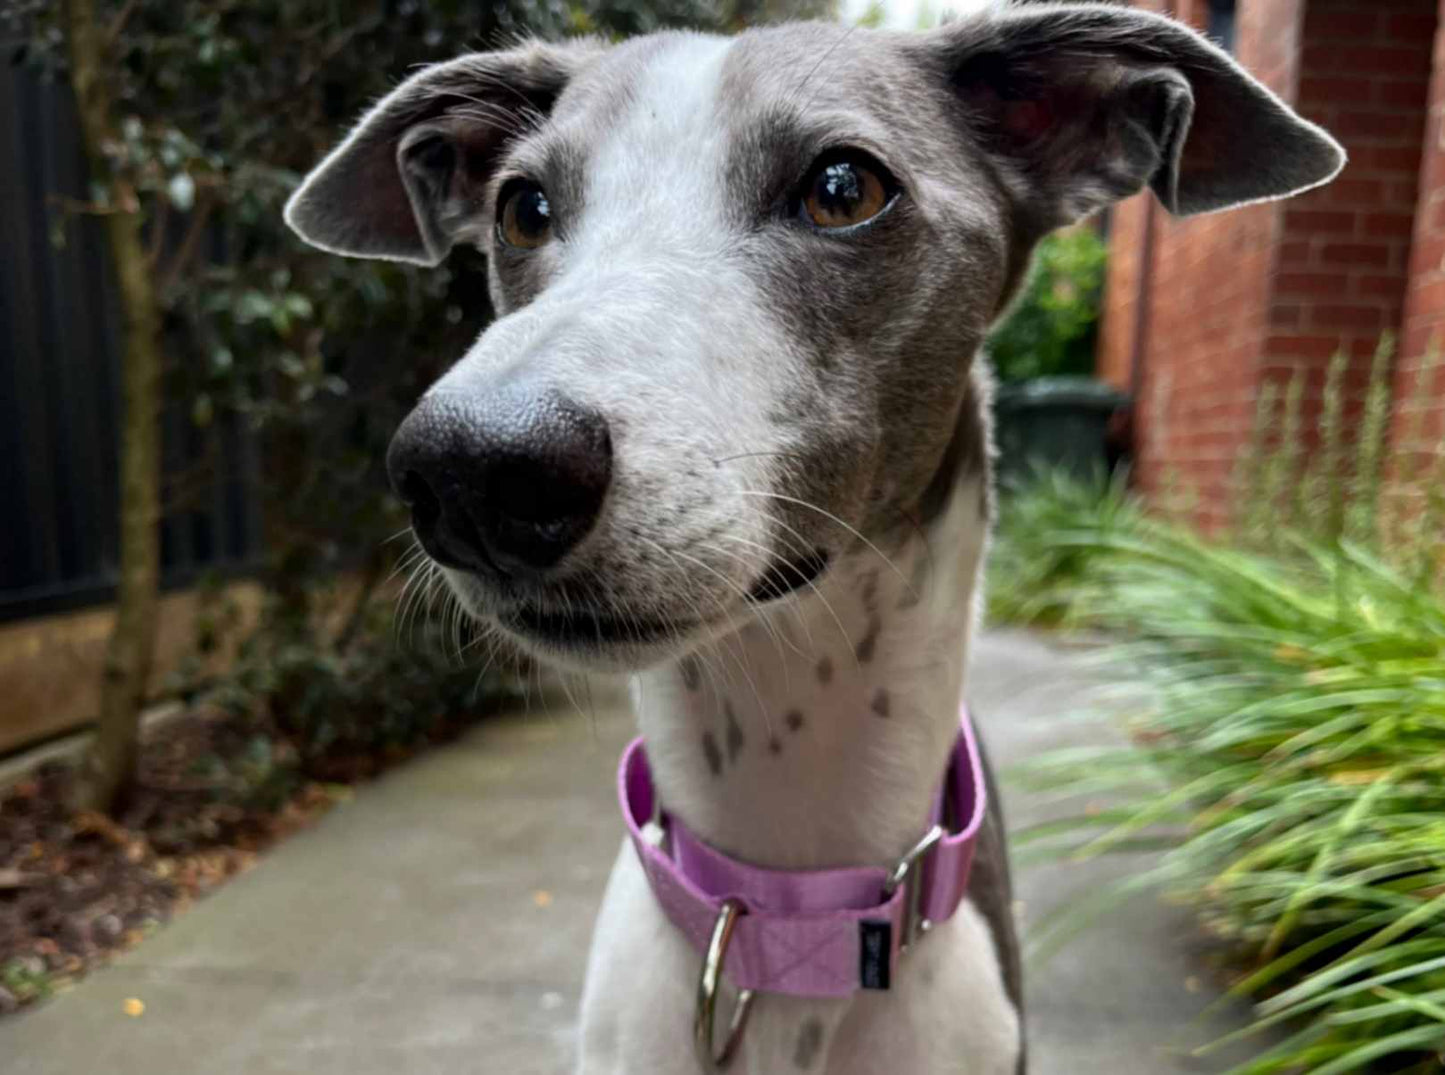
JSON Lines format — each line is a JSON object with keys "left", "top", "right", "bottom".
{"left": 618, "top": 708, "right": 986, "bottom": 1000}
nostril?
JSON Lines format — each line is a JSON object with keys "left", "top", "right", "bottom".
{"left": 489, "top": 460, "right": 545, "bottom": 524}
{"left": 399, "top": 470, "right": 442, "bottom": 529}
{"left": 489, "top": 454, "right": 603, "bottom": 525}
{"left": 479, "top": 405, "right": 611, "bottom": 570}
{"left": 387, "top": 390, "right": 611, "bottom": 576}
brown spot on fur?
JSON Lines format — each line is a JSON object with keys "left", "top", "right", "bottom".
{"left": 725, "top": 702, "right": 745, "bottom": 763}
{"left": 680, "top": 656, "right": 701, "bottom": 691}
{"left": 702, "top": 732, "right": 723, "bottom": 777}
{"left": 871, "top": 689, "right": 891, "bottom": 718}
{"left": 855, "top": 615, "right": 882, "bottom": 663}
{"left": 861, "top": 570, "right": 880, "bottom": 613}
{"left": 785, "top": 710, "right": 805, "bottom": 733}
{"left": 793, "top": 1017, "right": 824, "bottom": 1069}
{"left": 768, "top": 735, "right": 783, "bottom": 755}
{"left": 815, "top": 656, "right": 833, "bottom": 684}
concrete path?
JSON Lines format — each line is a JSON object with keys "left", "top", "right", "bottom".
{"left": 3, "top": 631, "right": 1259, "bottom": 1074}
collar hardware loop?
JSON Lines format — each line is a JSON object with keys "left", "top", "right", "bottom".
{"left": 882, "top": 823, "right": 946, "bottom": 953}
{"left": 694, "top": 898, "right": 756, "bottom": 1073}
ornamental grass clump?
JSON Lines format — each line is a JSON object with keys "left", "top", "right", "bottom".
{"left": 998, "top": 337, "right": 1445, "bottom": 1072}
{"left": 986, "top": 466, "right": 1142, "bottom": 627}
{"left": 1019, "top": 525, "right": 1445, "bottom": 1073}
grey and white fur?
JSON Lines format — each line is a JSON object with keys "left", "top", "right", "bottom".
{"left": 285, "top": 6, "right": 1343, "bottom": 1073}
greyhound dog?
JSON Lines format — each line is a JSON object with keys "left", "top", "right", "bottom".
{"left": 285, "top": 5, "right": 1342, "bottom": 1073}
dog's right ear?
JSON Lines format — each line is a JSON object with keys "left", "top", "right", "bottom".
{"left": 919, "top": 5, "right": 1345, "bottom": 233}
{"left": 284, "top": 40, "right": 602, "bottom": 267}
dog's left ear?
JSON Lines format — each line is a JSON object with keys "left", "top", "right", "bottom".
{"left": 922, "top": 4, "right": 1345, "bottom": 231}
{"left": 284, "top": 40, "right": 603, "bottom": 266}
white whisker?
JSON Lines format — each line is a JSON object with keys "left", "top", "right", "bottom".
{"left": 735, "top": 489, "right": 914, "bottom": 597}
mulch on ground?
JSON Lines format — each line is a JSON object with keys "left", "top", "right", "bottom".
{"left": 0, "top": 701, "right": 487, "bottom": 1015}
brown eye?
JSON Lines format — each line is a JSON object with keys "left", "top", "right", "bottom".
{"left": 497, "top": 181, "right": 552, "bottom": 249}
{"left": 801, "top": 154, "right": 893, "bottom": 230}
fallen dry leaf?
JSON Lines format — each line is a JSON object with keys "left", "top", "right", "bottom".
{"left": 0, "top": 868, "right": 40, "bottom": 890}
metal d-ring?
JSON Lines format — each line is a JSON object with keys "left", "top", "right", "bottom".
{"left": 694, "top": 898, "right": 756, "bottom": 1073}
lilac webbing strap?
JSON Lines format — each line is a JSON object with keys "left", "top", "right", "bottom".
{"left": 619, "top": 710, "right": 985, "bottom": 999}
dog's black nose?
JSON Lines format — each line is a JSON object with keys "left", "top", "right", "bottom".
{"left": 386, "top": 390, "right": 612, "bottom": 574}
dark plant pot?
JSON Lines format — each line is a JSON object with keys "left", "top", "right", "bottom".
{"left": 993, "top": 377, "right": 1129, "bottom": 489}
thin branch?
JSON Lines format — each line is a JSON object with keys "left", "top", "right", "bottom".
{"left": 159, "top": 441, "right": 223, "bottom": 514}
{"left": 104, "top": 0, "right": 139, "bottom": 47}
{"left": 46, "top": 192, "right": 120, "bottom": 216}
{"left": 159, "top": 188, "right": 217, "bottom": 294}
{"left": 62, "top": 0, "right": 166, "bottom": 816}
{"left": 146, "top": 190, "right": 169, "bottom": 267}
{"left": 335, "top": 553, "right": 386, "bottom": 654}
{"left": 291, "top": 18, "right": 385, "bottom": 97}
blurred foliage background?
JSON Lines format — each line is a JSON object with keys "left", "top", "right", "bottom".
{"left": 989, "top": 339, "right": 1445, "bottom": 1073}
{"left": 987, "top": 226, "right": 1109, "bottom": 385}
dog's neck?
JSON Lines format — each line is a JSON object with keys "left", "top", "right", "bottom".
{"left": 631, "top": 471, "right": 989, "bottom": 870}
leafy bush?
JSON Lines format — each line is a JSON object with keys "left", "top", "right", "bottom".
{"left": 986, "top": 226, "right": 1109, "bottom": 384}
{"left": 1016, "top": 524, "right": 1445, "bottom": 1074}
{"left": 986, "top": 467, "right": 1140, "bottom": 628}
{"left": 216, "top": 618, "right": 507, "bottom": 781}
{"left": 991, "top": 335, "right": 1445, "bottom": 1072}
{"left": 1, "top": 957, "right": 53, "bottom": 1009}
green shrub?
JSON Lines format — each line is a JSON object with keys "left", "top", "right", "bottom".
{"left": 1016, "top": 523, "right": 1445, "bottom": 1074}
{"left": 986, "top": 227, "right": 1109, "bottom": 384}
{"left": 1, "top": 957, "right": 53, "bottom": 1008}
{"left": 987, "top": 467, "right": 1141, "bottom": 628}
{"left": 990, "top": 332, "right": 1445, "bottom": 1071}
{"left": 1233, "top": 336, "right": 1445, "bottom": 586}
{"left": 196, "top": 566, "right": 520, "bottom": 781}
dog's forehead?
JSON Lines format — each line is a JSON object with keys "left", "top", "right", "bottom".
{"left": 715, "top": 23, "right": 920, "bottom": 111}
{"left": 554, "top": 24, "right": 900, "bottom": 122}
{"left": 533, "top": 26, "right": 930, "bottom": 199}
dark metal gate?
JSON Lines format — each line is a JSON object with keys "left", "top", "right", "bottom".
{"left": 0, "top": 61, "right": 261, "bottom": 623}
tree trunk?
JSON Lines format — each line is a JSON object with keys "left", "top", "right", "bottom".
{"left": 63, "top": 0, "right": 164, "bottom": 814}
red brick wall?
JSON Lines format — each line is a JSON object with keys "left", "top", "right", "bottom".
{"left": 1099, "top": 0, "right": 1439, "bottom": 531}
{"left": 1099, "top": 0, "right": 1305, "bottom": 531}
{"left": 1096, "top": 196, "right": 1147, "bottom": 394}
{"left": 1392, "top": 0, "right": 1445, "bottom": 472}
{"left": 1270, "top": 1, "right": 1436, "bottom": 412}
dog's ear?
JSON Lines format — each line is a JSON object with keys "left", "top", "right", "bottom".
{"left": 284, "top": 40, "right": 602, "bottom": 266}
{"left": 922, "top": 4, "right": 1344, "bottom": 231}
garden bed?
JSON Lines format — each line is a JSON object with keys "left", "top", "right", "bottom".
{"left": 991, "top": 461, "right": 1445, "bottom": 1074}
{"left": 0, "top": 683, "right": 500, "bottom": 1014}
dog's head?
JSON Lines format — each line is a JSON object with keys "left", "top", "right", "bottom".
{"left": 286, "top": 7, "right": 1341, "bottom": 672}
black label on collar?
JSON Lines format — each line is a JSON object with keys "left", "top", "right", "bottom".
{"left": 859, "top": 920, "right": 892, "bottom": 990}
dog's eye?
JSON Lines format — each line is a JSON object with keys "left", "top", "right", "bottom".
{"left": 800, "top": 152, "right": 894, "bottom": 230}
{"left": 497, "top": 181, "right": 552, "bottom": 249}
